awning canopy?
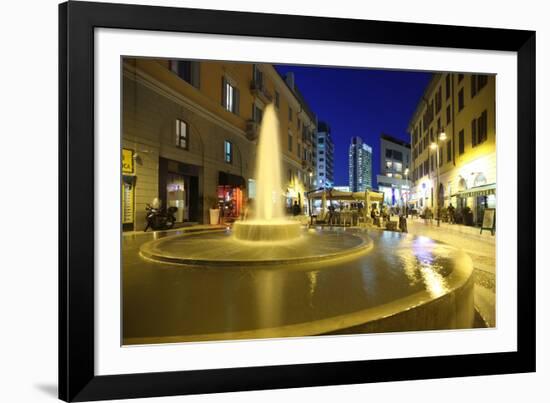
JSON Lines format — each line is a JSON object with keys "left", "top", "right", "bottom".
{"left": 306, "top": 188, "right": 384, "bottom": 202}
{"left": 453, "top": 183, "right": 496, "bottom": 198}
{"left": 218, "top": 171, "right": 245, "bottom": 187}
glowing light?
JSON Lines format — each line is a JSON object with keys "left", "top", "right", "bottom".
{"left": 430, "top": 142, "right": 437, "bottom": 150}
{"left": 254, "top": 104, "right": 284, "bottom": 221}
{"left": 439, "top": 131, "right": 447, "bottom": 141}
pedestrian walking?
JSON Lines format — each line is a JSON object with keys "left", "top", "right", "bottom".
{"left": 399, "top": 214, "right": 408, "bottom": 233}
{"left": 292, "top": 200, "right": 301, "bottom": 216}
{"left": 447, "top": 203, "right": 455, "bottom": 224}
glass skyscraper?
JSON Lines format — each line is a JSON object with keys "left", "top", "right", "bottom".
{"left": 348, "top": 136, "right": 373, "bottom": 192}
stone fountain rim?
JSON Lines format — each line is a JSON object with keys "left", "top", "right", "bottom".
{"left": 139, "top": 230, "right": 373, "bottom": 267}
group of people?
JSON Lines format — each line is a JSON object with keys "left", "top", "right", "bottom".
{"left": 369, "top": 203, "right": 408, "bottom": 232}
{"left": 420, "top": 202, "right": 456, "bottom": 224}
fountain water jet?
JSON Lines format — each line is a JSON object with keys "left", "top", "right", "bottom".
{"left": 233, "top": 104, "right": 301, "bottom": 242}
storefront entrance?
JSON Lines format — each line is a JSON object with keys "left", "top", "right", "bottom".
{"left": 217, "top": 172, "right": 245, "bottom": 222}
{"left": 166, "top": 173, "right": 187, "bottom": 222}
{"left": 159, "top": 158, "right": 201, "bottom": 223}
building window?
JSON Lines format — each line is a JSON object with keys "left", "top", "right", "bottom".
{"left": 445, "top": 74, "right": 451, "bottom": 100}
{"left": 471, "top": 75, "right": 478, "bottom": 98}
{"left": 169, "top": 60, "right": 200, "bottom": 88}
{"left": 438, "top": 147, "right": 443, "bottom": 167}
{"left": 471, "top": 74, "right": 488, "bottom": 98}
{"left": 458, "top": 129, "right": 465, "bottom": 155}
{"left": 458, "top": 88, "right": 464, "bottom": 111}
{"left": 478, "top": 75, "right": 488, "bottom": 91}
{"left": 288, "top": 131, "right": 293, "bottom": 152}
{"left": 446, "top": 105, "right": 451, "bottom": 125}
{"left": 274, "top": 91, "right": 280, "bottom": 108}
{"left": 435, "top": 86, "right": 442, "bottom": 113}
{"left": 224, "top": 140, "right": 233, "bottom": 163}
{"left": 297, "top": 142, "right": 301, "bottom": 157}
{"left": 471, "top": 110, "right": 488, "bottom": 146}
{"left": 458, "top": 73, "right": 464, "bottom": 83}
{"left": 447, "top": 140, "right": 452, "bottom": 162}
{"left": 175, "top": 119, "right": 189, "bottom": 150}
{"left": 252, "top": 104, "right": 263, "bottom": 123}
{"left": 288, "top": 106, "right": 293, "bottom": 122}
{"left": 478, "top": 110, "right": 488, "bottom": 144}
{"left": 252, "top": 64, "right": 263, "bottom": 87}
{"left": 222, "top": 77, "right": 239, "bottom": 114}
{"left": 318, "top": 137, "right": 324, "bottom": 144}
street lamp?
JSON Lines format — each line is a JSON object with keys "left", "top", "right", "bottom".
{"left": 307, "top": 170, "right": 314, "bottom": 217}
{"left": 404, "top": 167, "right": 409, "bottom": 218}
{"left": 430, "top": 130, "right": 446, "bottom": 227}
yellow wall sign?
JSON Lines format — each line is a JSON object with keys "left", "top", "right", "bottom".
{"left": 122, "top": 148, "right": 134, "bottom": 174}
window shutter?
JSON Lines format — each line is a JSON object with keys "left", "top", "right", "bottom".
{"left": 234, "top": 88, "right": 240, "bottom": 115}
{"left": 191, "top": 62, "right": 200, "bottom": 89}
{"left": 221, "top": 77, "right": 227, "bottom": 108}
{"left": 478, "top": 112, "right": 485, "bottom": 143}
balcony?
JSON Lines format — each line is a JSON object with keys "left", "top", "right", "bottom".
{"left": 246, "top": 120, "right": 260, "bottom": 141}
{"left": 250, "top": 80, "right": 273, "bottom": 104}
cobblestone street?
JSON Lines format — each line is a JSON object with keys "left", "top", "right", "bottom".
{"left": 405, "top": 218, "right": 496, "bottom": 326}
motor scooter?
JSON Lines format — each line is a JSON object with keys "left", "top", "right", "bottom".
{"left": 144, "top": 204, "right": 177, "bottom": 231}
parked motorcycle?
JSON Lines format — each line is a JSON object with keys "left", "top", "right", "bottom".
{"left": 144, "top": 204, "right": 177, "bottom": 232}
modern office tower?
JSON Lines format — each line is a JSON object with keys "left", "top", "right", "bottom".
{"left": 348, "top": 136, "right": 373, "bottom": 192}
{"left": 316, "top": 121, "right": 334, "bottom": 188}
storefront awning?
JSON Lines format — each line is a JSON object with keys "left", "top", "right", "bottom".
{"left": 306, "top": 188, "right": 384, "bottom": 202}
{"left": 453, "top": 183, "right": 496, "bottom": 198}
{"left": 218, "top": 172, "right": 245, "bottom": 187}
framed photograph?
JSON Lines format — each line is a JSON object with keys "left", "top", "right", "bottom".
{"left": 59, "top": 1, "right": 535, "bottom": 401}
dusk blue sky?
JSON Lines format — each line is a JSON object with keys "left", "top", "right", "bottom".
{"left": 274, "top": 65, "right": 432, "bottom": 187}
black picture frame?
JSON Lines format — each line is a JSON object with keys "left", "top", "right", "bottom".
{"left": 59, "top": 1, "right": 536, "bottom": 401}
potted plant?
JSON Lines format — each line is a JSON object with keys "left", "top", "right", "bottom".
{"left": 206, "top": 196, "right": 220, "bottom": 225}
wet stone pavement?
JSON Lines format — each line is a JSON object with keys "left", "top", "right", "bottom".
{"left": 405, "top": 219, "right": 496, "bottom": 327}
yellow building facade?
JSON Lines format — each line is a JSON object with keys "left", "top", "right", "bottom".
{"left": 408, "top": 73, "right": 496, "bottom": 226}
{"left": 122, "top": 58, "right": 316, "bottom": 230}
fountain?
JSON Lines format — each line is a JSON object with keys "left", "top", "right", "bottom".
{"left": 232, "top": 105, "right": 301, "bottom": 242}
{"left": 132, "top": 103, "right": 476, "bottom": 344}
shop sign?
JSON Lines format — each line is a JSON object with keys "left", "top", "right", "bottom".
{"left": 122, "top": 148, "right": 134, "bottom": 174}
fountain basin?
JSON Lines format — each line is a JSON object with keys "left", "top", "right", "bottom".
{"left": 233, "top": 220, "right": 301, "bottom": 242}
{"left": 139, "top": 227, "right": 372, "bottom": 266}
